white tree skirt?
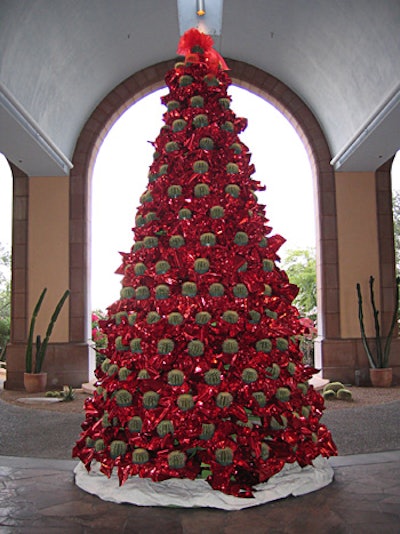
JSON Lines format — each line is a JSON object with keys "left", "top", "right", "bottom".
{"left": 74, "top": 456, "right": 334, "bottom": 510}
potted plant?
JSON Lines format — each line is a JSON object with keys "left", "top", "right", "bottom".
{"left": 24, "top": 288, "right": 70, "bottom": 393}
{"left": 356, "top": 275, "right": 400, "bottom": 387}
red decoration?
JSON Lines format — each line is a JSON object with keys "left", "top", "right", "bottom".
{"left": 176, "top": 28, "right": 229, "bottom": 73}
{"left": 73, "top": 28, "right": 336, "bottom": 498}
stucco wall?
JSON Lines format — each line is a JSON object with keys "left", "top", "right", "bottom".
{"left": 336, "top": 172, "right": 380, "bottom": 338}
{"left": 28, "top": 176, "right": 70, "bottom": 342}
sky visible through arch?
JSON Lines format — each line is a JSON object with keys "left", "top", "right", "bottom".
{"left": 0, "top": 87, "right": 399, "bottom": 311}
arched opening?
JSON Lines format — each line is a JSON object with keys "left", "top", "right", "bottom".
{"left": 90, "top": 86, "right": 314, "bottom": 316}
{"left": 70, "top": 59, "right": 336, "bottom": 382}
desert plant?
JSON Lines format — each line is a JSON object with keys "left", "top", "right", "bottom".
{"left": 45, "top": 385, "right": 75, "bottom": 401}
{"left": 322, "top": 389, "right": 336, "bottom": 401}
{"left": 322, "top": 382, "right": 353, "bottom": 402}
{"left": 336, "top": 388, "right": 353, "bottom": 401}
{"left": 356, "top": 275, "right": 400, "bottom": 368}
{"left": 323, "top": 381, "right": 345, "bottom": 393}
{"left": 25, "top": 288, "right": 70, "bottom": 373}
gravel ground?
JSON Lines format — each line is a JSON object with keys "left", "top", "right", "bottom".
{"left": 0, "top": 384, "right": 399, "bottom": 460}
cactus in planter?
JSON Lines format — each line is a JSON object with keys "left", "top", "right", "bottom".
{"left": 356, "top": 275, "right": 400, "bottom": 369}
{"left": 25, "top": 288, "right": 70, "bottom": 374}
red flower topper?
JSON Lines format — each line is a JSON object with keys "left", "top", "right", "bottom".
{"left": 177, "top": 27, "right": 229, "bottom": 73}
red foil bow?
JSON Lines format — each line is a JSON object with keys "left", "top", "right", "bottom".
{"left": 177, "top": 28, "right": 229, "bottom": 73}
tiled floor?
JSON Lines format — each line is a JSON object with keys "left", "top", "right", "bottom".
{"left": 0, "top": 452, "right": 399, "bottom": 533}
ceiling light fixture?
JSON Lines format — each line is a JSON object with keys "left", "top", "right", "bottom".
{"left": 196, "top": 0, "right": 205, "bottom": 16}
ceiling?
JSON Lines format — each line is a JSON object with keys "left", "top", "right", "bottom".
{"left": 0, "top": 0, "right": 399, "bottom": 176}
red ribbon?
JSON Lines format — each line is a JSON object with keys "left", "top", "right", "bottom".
{"left": 177, "top": 28, "right": 229, "bottom": 73}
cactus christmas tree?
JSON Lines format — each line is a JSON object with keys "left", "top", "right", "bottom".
{"left": 73, "top": 28, "right": 336, "bottom": 498}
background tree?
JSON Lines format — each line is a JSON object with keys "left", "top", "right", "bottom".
{"left": 392, "top": 190, "right": 400, "bottom": 275}
{"left": 281, "top": 247, "right": 317, "bottom": 321}
{"left": 0, "top": 243, "right": 11, "bottom": 360}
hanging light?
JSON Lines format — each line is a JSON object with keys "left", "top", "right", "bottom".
{"left": 196, "top": 0, "right": 205, "bottom": 16}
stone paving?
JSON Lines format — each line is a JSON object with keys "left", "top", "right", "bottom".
{"left": 0, "top": 385, "right": 399, "bottom": 533}
{"left": 0, "top": 452, "right": 399, "bottom": 533}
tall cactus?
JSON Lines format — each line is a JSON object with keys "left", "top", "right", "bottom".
{"left": 356, "top": 275, "right": 400, "bottom": 368}
{"left": 25, "top": 288, "right": 70, "bottom": 373}
{"left": 34, "top": 289, "right": 70, "bottom": 373}
{"left": 25, "top": 288, "right": 47, "bottom": 373}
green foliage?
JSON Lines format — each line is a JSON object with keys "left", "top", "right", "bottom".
{"left": 392, "top": 190, "right": 400, "bottom": 275}
{"left": 0, "top": 244, "right": 11, "bottom": 358}
{"left": 282, "top": 247, "right": 317, "bottom": 321}
{"left": 91, "top": 310, "right": 107, "bottom": 357}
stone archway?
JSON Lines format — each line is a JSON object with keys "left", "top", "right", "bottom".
{"left": 70, "top": 58, "right": 338, "bottom": 371}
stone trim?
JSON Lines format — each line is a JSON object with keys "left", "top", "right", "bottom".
{"left": 8, "top": 162, "right": 29, "bottom": 344}
{"left": 376, "top": 157, "right": 397, "bottom": 332}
